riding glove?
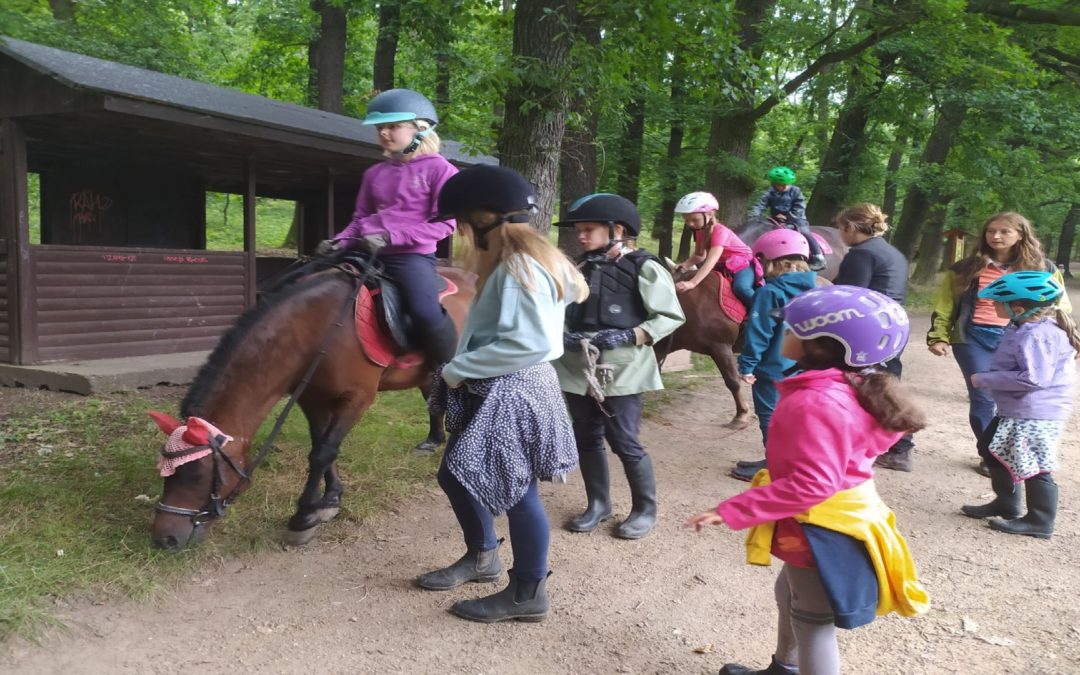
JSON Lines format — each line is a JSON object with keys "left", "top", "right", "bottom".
{"left": 563, "top": 331, "right": 589, "bottom": 352}
{"left": 591, "top": 328, "right": 637, "bottom": 351}
{"left": 315, "top": 239, "right": 339, "bottom": 257}
{"left": 363, "top": 233, "right": 389, "bottom": 252}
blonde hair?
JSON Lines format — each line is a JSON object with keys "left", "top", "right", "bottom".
{"left": 388, "top": 121, "right": 442, "bottom": 159}
{"left": 763, "top": 256, "right": 810, "bottom": 278}
{"left": 459, "top": 213, "right": 587, "bottom": 303}
{"left": 954, "top": 211, "right": 1046, "bottom": 293}
{"left": 1013, "top": 303, "right": 1080, "bottom": 357}
{"left": 836, "top": 203, "right": 889, "bottom": 237}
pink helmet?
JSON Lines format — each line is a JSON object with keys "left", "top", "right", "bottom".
{"left": 674, "top": 191, "right": 719, "bottom": 214}
{"left": 752, "top": 229, "right": 810, "bottom": 260}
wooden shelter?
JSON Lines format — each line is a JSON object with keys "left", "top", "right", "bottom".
{"left": 0, "top": 37, "right": 485, "bottom": 365}
{"left": 943, "top": 228, "right": 969, "bottom": 266}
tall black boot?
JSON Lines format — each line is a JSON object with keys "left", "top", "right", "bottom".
{"left": 719, "top": 656, "right": 799, "bottom": 675}
{"left": 961, "top": 466, "right": 1021, "bottom": 519}
{"left": 990, "top": 478, "right": 1058, "bottom": 539}
{"left": 423, "top": 315, "right": 458, "bottom": 365}
{"left": 416, "top": 539, "right": 503, "bottom": 590}
{"left": 450, "top": 569, "right": 550, "bottom": 623}
{"left": 617, "top": 455, "right": 657, "bottom": 539}
{"left": 568, "top": 452, "right": 612, "bottom": 533}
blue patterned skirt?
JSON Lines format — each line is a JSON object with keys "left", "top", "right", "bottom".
{"left": 987, "top": 417, "right": 1064, "bottom": 482}
{"left": 428, "top": 363, "right": 578, "bottom": 514}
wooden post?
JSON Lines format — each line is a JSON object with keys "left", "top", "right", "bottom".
{"left": 0, "top": 119, "right": 31, "bottom": 364}
{"left": 243, "top": 157, "right": 256, "bottom": 308}
{"left": 325, "top": 171, "right": 335, "bottom": 241}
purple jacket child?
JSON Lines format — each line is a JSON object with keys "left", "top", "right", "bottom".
{"left": 334, "top": 153, "right": 458, "bottom": 256}
{"left": 975, "top": 319, "right": 1077, "bottom": 421}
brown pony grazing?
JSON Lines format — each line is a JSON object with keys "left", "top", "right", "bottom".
{"left": 149, "top": 257, "right": 474, "bottom": 551}
{"left": 655, "top": 219, "right": 845, "bottom": 429}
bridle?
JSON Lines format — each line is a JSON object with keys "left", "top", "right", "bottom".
{"left": 154, "top": 432, "right": 247, "bottom": 526}
{"left": 154, "top": 249, "right": 377, "bottom": 534}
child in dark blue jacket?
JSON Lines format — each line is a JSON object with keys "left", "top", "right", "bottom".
{"left": 730, "top": 229, "right": 818, "bottom": 481}
{"left": 748, "top": 166, "right": 826, "bottom": 271}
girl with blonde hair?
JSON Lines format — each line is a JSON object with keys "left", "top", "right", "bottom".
{"left": 417, "top": 165, "right": 587, "bottom": 624}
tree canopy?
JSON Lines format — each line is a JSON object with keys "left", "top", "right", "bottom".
{"left": 3, "top": 0, "right": 1079, "bottom": 271}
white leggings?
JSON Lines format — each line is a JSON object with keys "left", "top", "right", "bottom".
{"left": 774, "top": 563, "right": 840, "bottom": 675}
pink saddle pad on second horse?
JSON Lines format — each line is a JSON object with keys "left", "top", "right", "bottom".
{"left": 810, "top": 231, "right": 833, "bottom": 254}
{"left": 715, "top": 272, "right": 747, "bottom": 324}
{"left": 354, "top": 276, "right": 459, "bottom": 369}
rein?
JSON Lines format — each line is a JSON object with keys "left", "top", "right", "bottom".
{"left": 155, "top": 251, "right": 376, "bottom": 528}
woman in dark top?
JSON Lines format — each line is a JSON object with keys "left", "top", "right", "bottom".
{"left": 833, "top": 203, "right": 915, "bottom": 472}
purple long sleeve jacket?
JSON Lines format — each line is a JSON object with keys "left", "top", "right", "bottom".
{"left": 334, "top": 153, "right": 459, "bottom": 255}
{"left": 976, "top": 319, "right": 1076, "bottom": 421}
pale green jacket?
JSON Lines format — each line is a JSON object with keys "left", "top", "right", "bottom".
{"left": 554, "top": 258, "right": 685, "bottom": 396}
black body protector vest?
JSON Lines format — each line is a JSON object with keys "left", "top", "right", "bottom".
{"left": 566, "top": 249, "right": 658, "bottom": 331}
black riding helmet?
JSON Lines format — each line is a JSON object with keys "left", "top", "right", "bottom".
{"left": 555, "top": 193, "right": 641, "bottom": 237}
{"left": 432, "top": 165, "right": 537, "bottom": 249}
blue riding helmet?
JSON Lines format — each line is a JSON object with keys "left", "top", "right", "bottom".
{"left": 978, "top": 270, "right": 1064, "bottom": 321}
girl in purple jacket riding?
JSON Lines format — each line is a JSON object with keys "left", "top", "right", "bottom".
{"left": 685, "top": 286, "right": 929, "bottom": 675}
{"left": 317, "top": 88, "right": 460, "bottom": 364}
{"left": 961, "top": 271, "right": 1079, "bottom": 539}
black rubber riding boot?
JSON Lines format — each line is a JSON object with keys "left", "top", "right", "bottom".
{"left": 617, "top": 455, "right": 657, "bottom": 539}
{"left": 731, "top": 459, "right": 767, "bottom": 482}
{"left": 451, "top": 570, "right": 550, "bottom": 623}
{"left": 990, "top": 478, "right": 1058, "bottom": 539}
{"left": 961, "top": 467, "right": 1021, "bottom": 519}
{"left": 416, "top": 539, "right": 503, "bottom": 591}
{"left": 568, "top": 452, "right": 612, "bottom": 533}
{"left": 423, "top": 315, "right": 459, "bottom": 366}
{"left": 719, "top": 655, "right": 799, "bottom": 674}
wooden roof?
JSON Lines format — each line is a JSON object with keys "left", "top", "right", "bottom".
{"left": 0, "top": 37, "right": 490, "bottom": 194}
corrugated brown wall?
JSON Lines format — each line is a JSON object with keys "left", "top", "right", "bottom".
{"left": 30, "top": 246, "right": 247, "bottom": 362}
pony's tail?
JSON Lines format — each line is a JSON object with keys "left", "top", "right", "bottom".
{"left": 844, "top": 370, "right": 928, "bottom": 434}
{"left": 1052, "top": 306, "right": 1080, "bottom": 358}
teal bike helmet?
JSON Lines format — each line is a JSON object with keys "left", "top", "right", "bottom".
{"left": 977, "top": 270, "right": 1064, "bottom": 321}
{"left": 767, "top": 166, "right": 797, "bottom": 185}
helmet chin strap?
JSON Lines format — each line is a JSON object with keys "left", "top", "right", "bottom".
{"left": 472, "top": 213, "right": 530, "bottom": 250}
{"left": 1007, "top": 304, "right": 1043, "bottom": 323}
{"left": 397, "top": 122, "right": 435, "bottom": 156}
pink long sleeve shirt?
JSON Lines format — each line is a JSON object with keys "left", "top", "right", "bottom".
{"left": 717, "top": 369, "right": 903, "bottom": 533}
{"left": 335, "top": 153, "right": 459, "bottom": 255}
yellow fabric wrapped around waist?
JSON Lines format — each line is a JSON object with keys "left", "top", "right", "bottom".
{"left": 745, "top": 470, "right": 929, "bottom": 619}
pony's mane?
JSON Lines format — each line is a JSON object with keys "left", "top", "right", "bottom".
{"left": 180, "top": 269, "right": 344, "bottom": 418}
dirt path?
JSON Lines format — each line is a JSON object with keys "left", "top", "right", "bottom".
{"left": 2, "top": 314, "right": 1078, "bottom": 675}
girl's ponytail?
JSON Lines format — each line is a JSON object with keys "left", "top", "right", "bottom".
{"left": 801, "top": 337, "right": 928, "bottom": 433}
{"left": 844, "top": 370, "right": 928, "bottom": 434}
{"left": 1052, "top": 306, "right": 1080, "bottom": 358}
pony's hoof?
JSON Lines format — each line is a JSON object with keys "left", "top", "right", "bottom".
{"left": 725, "top": 415, "right": 753, "bottom": 430}
{"left": 314, "top": 506, "right": 341, "bottom": 523}
{"left": 282, "top": 526, "right": 320, "bottom": 547}
{"left": 413, "top": 439, "right": 442, "bottom": 455}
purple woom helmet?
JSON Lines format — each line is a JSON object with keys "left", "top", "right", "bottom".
{"left": 783, "top": 285, "right": 910, "bottom": 367}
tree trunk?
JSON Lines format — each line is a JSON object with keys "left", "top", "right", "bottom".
{"left": 805, "top": 55, "right": 895, "bottom": 226}
{"left": 616, "top": 92, "right": 647, "bottom": 204}
{"left": 48, "top": 0, "right": 75, "bottom": 22}
{"left": 912, "top": 201, "right": 950, "bottom": 284}
{"left": 705, "top": 0, "right": 772, "bottom": 226}
{"left": 373, "top": 1, "right": 402, "bottom": 92}
{"left": 1056, "top": 202, "right": 1079, "bottom": 278}
{"left": 497, "top": 0, "right": 576, "bottom": 233}
{"left": 652, "top": 48, "right": 686, "bottom": 261}
{"left": 881, "top": 133, "right": 907, "bottom": 222}
{"left": 434, "top": 38, "right": 452, "bottom": 133}
{"left": 890, "top": 100, "right": 967, "bottom": 258}
{"left": 557, "top": 12, "right": 600, "bottom": 254}
{"left": 311, "top": 0, "right": 346, "bottom": 113}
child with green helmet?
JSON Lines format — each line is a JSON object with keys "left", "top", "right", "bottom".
{"left": 960, "top": 270, "right": 1079, "bottom": 539}
{"left": 748, "top": 166, "right": 826, "bottom": 271}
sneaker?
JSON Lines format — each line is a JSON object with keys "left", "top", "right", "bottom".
{"left": 730, "top": 459, "right": 767, "bottom": 482}
{"left": 874, "top": 448, "right": 913, "bottom": 472}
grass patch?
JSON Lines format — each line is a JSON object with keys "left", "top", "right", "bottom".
{"left": 905, "top": 282, "right": 938, "bottom": 314}
{"left": 0, "top": 388, "right": 439, "bottom": 641}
